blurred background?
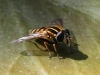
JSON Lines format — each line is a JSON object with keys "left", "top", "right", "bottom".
{"left": 0, "top": 0, "right": 100, "bottom": 75}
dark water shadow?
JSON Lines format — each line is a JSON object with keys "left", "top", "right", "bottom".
{"left": 21, "top": 29, "right": 88, "bottom": 60}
